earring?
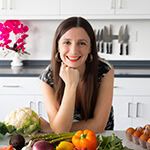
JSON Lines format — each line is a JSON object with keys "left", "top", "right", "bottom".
{"left": 88, "top": 54, "right": 93, "bottom": 63}
{"left": 55, "top": 52, "right": 61, "bottom": 62}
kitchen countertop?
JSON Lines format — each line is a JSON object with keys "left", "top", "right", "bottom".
{"left": 0, "top": 60, "right": 48, "bottom": 77}
{"left": 0, "top": 66, "right": 45, "bottom": 77}
{"left": 115, "top": 68, "right": 150, "bottom": 77}
{"left": 0, "top": 131, "right": 146, "bottom": 149}
{"left": 0, "top": 66, "right": 150, "bottom": 78}
{"left": 0, "top": 60, "right": 150, "bottom": 77}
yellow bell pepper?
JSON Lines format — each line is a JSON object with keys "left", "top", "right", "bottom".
{"left": 56, "top": 141, "right": 74, "bottom": 150}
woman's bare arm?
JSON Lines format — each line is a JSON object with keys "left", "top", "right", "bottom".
{"left": 40, "top": 64, "right": 80, "bottom": 133}
{"left": 71, "top": 68, "right": 114, "bottom": 133}
{"left": 41, "top": 81, "right": 77, "bottom": 133}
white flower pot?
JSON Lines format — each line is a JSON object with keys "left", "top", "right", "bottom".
{"left": 11, "top": 52, "right": 23, "bottom": 67}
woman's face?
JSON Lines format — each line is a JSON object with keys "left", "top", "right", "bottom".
{"left": 58, "top": 27, "right": 91, "bottom": 69}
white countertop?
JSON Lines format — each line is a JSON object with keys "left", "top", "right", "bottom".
{"left": 0, "top": 131, "right": 146, "bottom": 149}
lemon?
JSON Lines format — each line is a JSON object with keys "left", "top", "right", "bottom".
{"left": 56, "top": 141, "right": 74, "bottom": 150}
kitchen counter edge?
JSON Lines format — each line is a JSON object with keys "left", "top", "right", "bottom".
{"left": 0, "top": 60, "right": 150, "bottom": 78}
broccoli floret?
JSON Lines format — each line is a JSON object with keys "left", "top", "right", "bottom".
{"left": 6, "top": 124, "right": 16, "bottom": 134}
{"left": 0, "top": 133, "right": 4, "bottom": 139}
{"left": 0, "top": 121, "right": 8, "bottom": 135}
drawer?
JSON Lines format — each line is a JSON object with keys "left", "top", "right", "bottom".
{"left": 114, "top": 78, "right": 150, "bottom": 96}
{"left": 0, "top": 77, "right": 42, "bottom": 95}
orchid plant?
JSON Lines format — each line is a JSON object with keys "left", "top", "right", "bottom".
{"left": 0, "top": 20, "right": 30, "bottom": 56}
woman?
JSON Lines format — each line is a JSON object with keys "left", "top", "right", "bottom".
{"left": 39, "top": 16, "right": 114, "bottom": 134}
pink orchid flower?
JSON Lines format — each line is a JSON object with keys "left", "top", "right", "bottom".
{"left": 0, "top": 20, "right": 29, "bottom": 55}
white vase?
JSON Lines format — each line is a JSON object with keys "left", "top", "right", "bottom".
{"left": 11, "top": 52, "right": 23, "bottom": 67}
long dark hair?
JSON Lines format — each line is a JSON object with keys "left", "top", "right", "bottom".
{"left": 51, "top": 17, "right": 99, "bottom": 120}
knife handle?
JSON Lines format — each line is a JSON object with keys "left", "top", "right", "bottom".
{"left": 106, "top": 43, "right": 109, "bottom": 54}
{"left": 126, "top": 44, "right": 129, "bottom": 55}
{"left": 101, "top": 42, "right": 104, "bottom": 53}
{"left": 110, "top": 43, "right": 113, "bottom": 54}
{"left": 119, "top": 43, "right": 123, "bottom": 55}
{"left": 97, "top": 42, "right": 99, "bottom": 52}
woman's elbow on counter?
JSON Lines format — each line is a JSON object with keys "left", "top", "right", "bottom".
{"left": 51, "top": 123, "right": 72, "bottom": 134}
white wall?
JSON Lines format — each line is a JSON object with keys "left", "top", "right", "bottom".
{"left": 0, "top": 19, "right": 150, "bottom": 60}
{"left": 92, "top": 20, "right": 150, "bottom": 60}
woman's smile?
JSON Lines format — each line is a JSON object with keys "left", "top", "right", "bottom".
{"left": 66, "top": 55, "right": 81, "bottom": 62}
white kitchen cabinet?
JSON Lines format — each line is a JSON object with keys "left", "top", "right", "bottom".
{"left": 0, "top": 0, "right": 6, "bottom": 15}
{"left": 113, "top": 78, "right": 150, "bottom": 130}
{"left": 60, "top": 0, "right": 150, "bottom": 19}
{"left": 132, "top": 97, "right": 150, "bottom": 127}
{"left": 115, "top": 0, "right": 150, "bottom": 15}
{"left": 0, "top": 0, "right": 59, "bottom": 19}
{"left": 1, "top": 0, "right": 150, "bottom": 19}
{"left": 60, "top": 0, "right": 114, "bottom": 16}
{"left": 0, "top": 77, "right": 48, "bottom": 121}
{"left": 0, "top": 95, "right": 41, "bottom": 120}
{"left": 113, "top": 96, "right": 133, "bottom": 130}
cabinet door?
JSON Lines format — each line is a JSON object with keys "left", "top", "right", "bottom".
{"left": 37, "top": 100, "right": 48, "bottom": 121}
{"left": 113, "top": 96, "right": 134, "bottom": 130}
{"left": 0, "top": 77, "right": 48, "bottom": 121}
{"left": 7, "top": 0, "right": 59, "bottom": 16}
{"left": 0, "top": 95, "right": 29, "bottom": 120}
{"left": 0, "top": 0, "right": 7, "bottom": 15}
{"left": 28, "top": 97, "right": 48, "bottom": 121}
{"left": 60, "top": 0, "right": 114, "bottom": 15}
{"left": 114, "top": 78, "right": 150, "bottom": 96}
{"left": 115, "top": 0, "right": 150, "bottom": 15}
{"left": 0, "top": 77, "right": 42, "bottom": 95}
{"left": 0, "top": 95, "right": 48, "bottom": 121}
{"left": 132, "top": 97, "right": 150, "bottom": 127}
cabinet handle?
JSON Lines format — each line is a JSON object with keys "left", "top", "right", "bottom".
{"left": 38, "top": 101, "right": 42, "bottom": 117}
{"left": 1, "top": 0, "right": 6, "bottom": 10}
{"left": 9, "top": 0, "right": 14, "bottom": 9}
{"left": 111, "top": 0, "right": 116, "bottom": 9}
{"left": 128, "top": 102, "right": 131, "bottom": 118}
{"left": 2, "top": 85, "right": 21, "bottom": 88}
{"left": 114, "top": 86, "right": 119, "bottom": 88}
{"left": 29, "top": 101, "right": 36, "bottom": 111}
{"left": 29, "top": 101, "right": 34, "bottom": 109}
{"left": 118, "top": 0, "right": 123, "bottom": 9}
{"left": 136, "top": 102, "right": 141, "bottom": 118}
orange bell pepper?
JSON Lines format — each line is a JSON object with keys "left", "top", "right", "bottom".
{"left": 72, "top": 129, "right": 97, "bottom": 150}
{"left": 0, "top": 145, "right": 13, "bottom": 150}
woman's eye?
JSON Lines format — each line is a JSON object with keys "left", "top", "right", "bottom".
{"left": 64, "top": 41, "right": 71, "bottom": 45}
{"left": 79, "top": 42, "right": 86, "bottom": 46}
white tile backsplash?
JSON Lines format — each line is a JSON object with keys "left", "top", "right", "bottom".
{"left": 0, "top": 19, "right": 150, "bottom": 60}
{"left": 0, "top": 20, "right": 60, "bottom": 60}
{"left": 91, "top": 20, "right": 150, "bottom": 60}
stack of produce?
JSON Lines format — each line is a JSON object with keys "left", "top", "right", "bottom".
{"left": 30, "top": 129, "right": 97, "bottom": 150}
{"left": 20, "top": 129, "right": 130, "bottom": 150}
{"left": 1, "top": 129, "right": 131, "bottom": 150}
{"left": 0, "top": 107, "right": 131, "bottom": 149}
{"left": 126, "top": 124, "right": 150, "bottom": 149}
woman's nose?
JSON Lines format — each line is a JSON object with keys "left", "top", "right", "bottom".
{"left": 70, "top": 43, "right": 78, "bottom": 53}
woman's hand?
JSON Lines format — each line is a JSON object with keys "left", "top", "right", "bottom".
{"left": 59, "top": 63, "right": 80, "bottom": 87}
